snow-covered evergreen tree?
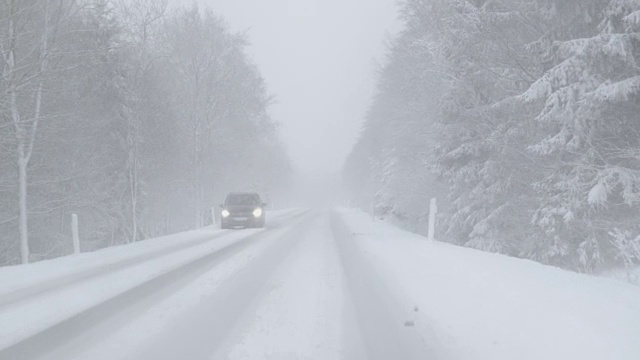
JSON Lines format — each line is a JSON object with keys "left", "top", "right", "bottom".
{"left": 345, "top": 0, "right": 640, "bottom": 272}
{"left": 524, "top": 0, "right": 640, "bottom": 269}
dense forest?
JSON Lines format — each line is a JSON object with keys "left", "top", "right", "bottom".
{"left": 0, "top": 0, "right": 291, "bottom": 265}
{"left": 345, "top": 0, "right": 640, "bottom": 272}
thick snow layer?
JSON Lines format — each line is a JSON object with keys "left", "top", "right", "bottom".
{"left": 0, "top": 209, "right": 302, "bottom": 350}
{"left": 0, "top": 208, "right": 301, "bottom": 296}
{"left": 336, "top": 208, "right": 640, "bottom": 360}
{"left": 57, "top": 213, "right": 347, "bottom": 360}
{"left": 0, "top": 228, "right": 258, "bottom": 349}
{"left": 63, "top": 224, "right": 298, "bottom": 360}
{"left": 600, "top": 266, "right": 640, "bottom": 286}
{"left": 0, "top": 227, "right": 224, "bottom": 296}
{"left": 3, "top": 208, "right": 639, "bottom": 360}
{"left": 218, "top": 215, "right": 348, "bottom": 360}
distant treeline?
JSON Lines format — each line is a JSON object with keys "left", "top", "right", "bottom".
{"left": 0, "top": 0, "right": 291, "bottom": 265}
{"left": 345, "top": 0, "right": 640, "bottom": 272}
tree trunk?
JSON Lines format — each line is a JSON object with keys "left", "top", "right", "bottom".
{"left": 5, "top": 2, "right": 27, "bottom": 264}
{"left": 194, "top": 124, "right": 201, "bottom": 228}
{"left": 127, "top": 114, "right": 139, "bottom": 243}
{"left": 18, "top": 153, "right": 29, "bottom": 264}
{"left": 5, "top": 0, "right": 52, "bottom": 264}
{"left": 8, "top": 63, "right": 30, "bottom": 264}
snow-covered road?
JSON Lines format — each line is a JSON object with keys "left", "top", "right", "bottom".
{"left": 1, "top": 209, "right": 640, "bottom": 360}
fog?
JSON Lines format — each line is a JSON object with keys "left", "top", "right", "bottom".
{"left": 170, "top": 0, "right": 400, "bottom": 175}
{"left": 1, "top": 1, "right": 640, "bottom": 358}
{"left": 2, "top": 0, "right": 640, "bottom": 265}
{"left": 2, "top": 0, "right": 640, "bottom": 270}
{"left": 0, "top": 0, "right": 401, "bottom": 265}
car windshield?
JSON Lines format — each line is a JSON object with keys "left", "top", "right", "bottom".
{"left": 226, "top": 194, "right": 259, "bottom": 206}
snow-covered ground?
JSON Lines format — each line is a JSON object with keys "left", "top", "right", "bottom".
{"left": 57, "top": 219, "right": 303, "bottom": 360}
{"left": 2, "top": 208, "right": 639, "bottom": 360}
{"left": 335, "top": 208, "right": 640, "bottom": 360}
{"left": 600, "top": 266, "right": 640, "bottom": 286}
{"left": 217, "top": 215, "right": 350, "bottom": 360}
{"left": 0, "top": 208, "right": 302, "bottom": 297}
{"left": 0, "top": 209, "right": 304, "bottom": 351}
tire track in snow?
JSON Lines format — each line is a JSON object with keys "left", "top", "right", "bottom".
{"left": 0, "top": 209, "right": 305, "bottom": 308}
{"left": 122, "top": 213, "right": 316, "bottom": 360}
{"left": 0, "top": 211, "right": 311, "bottom": 360}
{"left": 213, "top": 213, "right": 349, "bottom": 360}
{"left": 330, "top": 210, "right": 435, "bottom": 360}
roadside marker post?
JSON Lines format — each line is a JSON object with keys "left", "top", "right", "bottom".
{"left": 72, "top": 214, "right": 80, "bottom": 254}
{"left": 428, "top": 198, "right": 437, "bottom": 241}
{"left": 371, "top": 201, "right": 375, "bottom": 222}
{"left": 211, "top": 207, "right": 217, "bottom": 226}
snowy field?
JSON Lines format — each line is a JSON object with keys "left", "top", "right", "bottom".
{"left": 1, "top": 208, "right": 639, "bottom": 360}
{"left": 335, "top": 208, "right": 640, "bottom": 360}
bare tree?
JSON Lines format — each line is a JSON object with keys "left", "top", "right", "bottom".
{"left": 0, "top": 0, "right": 290, "bottom": 265}
{"left": 116, "top": 0, "right": 167, "bottom": 242}
{"left": 1, "top": 0, "right": 69, "bottom": 263}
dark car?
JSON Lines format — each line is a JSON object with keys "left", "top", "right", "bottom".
{"left": 220, "top": 192, "right": 267, "bottom": 229}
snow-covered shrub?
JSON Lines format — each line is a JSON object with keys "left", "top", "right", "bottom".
{"left": 524, "top": 0, "right": 640, "bottom": 267}
{"left": 610, "top": 229, "right": 640, "bottom": 280}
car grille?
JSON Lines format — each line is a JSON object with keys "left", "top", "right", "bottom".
{"left": 230, "top": 211, "right": 253, "bottom": 217}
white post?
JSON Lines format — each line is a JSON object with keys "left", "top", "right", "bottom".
{"left": 211, "top": 207, "right": 216, "bottom": 226}
{"left": 428, "top": 198, "right": 437, "bottom": 241}
{"left": 71, "top": 214, "right": 80, "bottom": 254}
{"left": 371, "top": 201, "right": 375, "bottom": 222}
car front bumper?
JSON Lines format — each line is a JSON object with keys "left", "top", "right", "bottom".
{"left": 222, "top": 215, "right": 264, "bottom": 227}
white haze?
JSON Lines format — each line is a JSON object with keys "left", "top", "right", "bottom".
{"left": 2, "top": 1, "right": 640, "bottom": 359}
{"left": 170, "top": 0, "right": 401, "bottom": 175}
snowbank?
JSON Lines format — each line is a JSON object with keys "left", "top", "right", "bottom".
{"left": 600, "top": 266, "right": 640, "bottom": 286}
{"left": 0, "top": 208, "right": 301, "bottom": 297}
{"left": 0, "top": 208, "right": 303, "bottom": 349}
{"left": 335, "top": 208, "right": 640, "bottom": 360}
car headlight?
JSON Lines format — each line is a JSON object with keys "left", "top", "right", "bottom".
{"left": 221, "top": 209, "right": 230, "bottom": 218}
{"left": 253, "top": 208, "right": 263, "bottom": 217}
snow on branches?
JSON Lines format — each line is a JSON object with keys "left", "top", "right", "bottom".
{"left": 346, "top": 0, "right": 640, "bottom": 272}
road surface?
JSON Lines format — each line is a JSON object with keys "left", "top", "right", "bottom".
{"left": 0, "top": 210, "right": 432, "bottom": 360}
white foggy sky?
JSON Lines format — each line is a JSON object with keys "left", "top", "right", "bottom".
{"left": 169, "top": 0, "right": 401, "bottom": 175}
